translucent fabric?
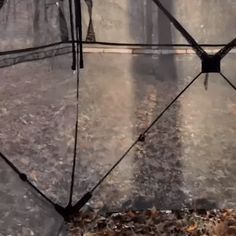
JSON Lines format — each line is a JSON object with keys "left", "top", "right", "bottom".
{"left": 0, "top": 1, "right": 235, "bottom": 232}
{"left": 83, "top": 0, "right": 236, "bottom": 44}
{"left": 0, "top": 156, "right": 65, "bottom": 235}
{"left": 74, "top": 53, "right": 236, "bottom": 211}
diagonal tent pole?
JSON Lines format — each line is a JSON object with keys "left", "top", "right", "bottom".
{"left": 0, "top": 152, "right": 56, "bottom": 206}
{"left": 219, "top": 72, "right": 236, "bottom": 91}
{"left": 215, "top": 38, "right": 236, "bottom": 87}
{"left": 151, "top": 0, "right": 207, "bottom": 59}
{"left": 151, "top": 0, "right": 236, "bottom": 75}
{"left": 216, "top": 37, "right": 236, "bottom": 59}
{"left": 70, "top": 72, "right": 202, "bottom": 215}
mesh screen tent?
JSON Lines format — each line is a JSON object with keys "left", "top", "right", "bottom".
{"left": 0, "top": 0, "right": 236, "bottom": 235}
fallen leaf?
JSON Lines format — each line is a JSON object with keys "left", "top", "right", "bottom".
{"left": 186, "top": 223, "right": 198, "bottom": 233}
{"left": 126, "top": 210, "right": 136, "bottom": 218}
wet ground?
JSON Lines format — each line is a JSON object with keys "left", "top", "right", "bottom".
{"left": 0, "top": 53, "right": 235, "bottom": 214}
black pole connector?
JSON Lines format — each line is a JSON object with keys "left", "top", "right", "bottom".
{"left": 72, "top": 191, "right": 92, "bottom": 213}
{"left": 54, "top": 204, "right": 73, "bottom": 220}
{"left": 55, "top": 192, "right": 92, "bottom": 220}
{"left": 201, "top": 55, "right": 221, "bottom": 73}
{"left": 138, "top": 134, "right": 146, "bottom": 142}
{"left": 19, "top": 173, "right": 28, "bottom": 181}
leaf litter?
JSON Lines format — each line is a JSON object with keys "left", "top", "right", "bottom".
{"left": 67, "top": 208, "right": 236, "bottom": 236}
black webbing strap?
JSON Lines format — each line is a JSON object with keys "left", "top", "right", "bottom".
{"left": 68, "top": 0, "right": 77, "bottom": 70}
{"left": 74, "top": 0, "right": 84, "bottom": 68}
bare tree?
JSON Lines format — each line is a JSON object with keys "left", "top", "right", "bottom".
{"left": 84, "top": 0, "right": 96, "bottom": 41}
{"left": 0, "top": 0, "right": 6, "bottom": 9}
